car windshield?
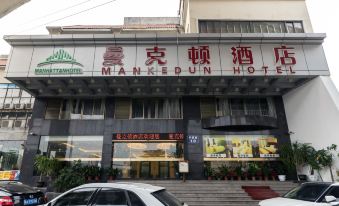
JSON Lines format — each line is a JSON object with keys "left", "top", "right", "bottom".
{"left": 283, "top": 184, "right": 330, "bottom": 202}
{"left": 152, "top": 189, "right": 182, "bottom": 206}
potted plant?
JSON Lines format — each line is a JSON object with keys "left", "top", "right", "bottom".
{"left": 34, "top": 155, "right": 60, "bottom": 187}
{"left": 82, "top": 165, "right": 92, "bottom": 181}
{"left": 247, "top": 162, "right": 258, "bottom": 181}
{"left": 227, "top": 169, "right": 237, "bottom": 180}
{"left": 262, "top": 163, "right": 270, "bottom": 181}
{"left": 205, "top": 165, "right": 215, "bottom": 180}
{"left": 235, "top": 165, "right": 242, "bottom": 180}
{"left": 91, "top": 166, "right": 101, "bottom": 181}
{"left": 218, "top": 164, "right": 229, "bottom": 180}
{"left": 107, "top": 168, "right": 120, "bottom": 181}
{"left": 275, "top": 162, "right": 286, "bottom": 181}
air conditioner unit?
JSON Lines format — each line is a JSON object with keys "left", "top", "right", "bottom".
{"left": 25, "top": 103, "right": 33, "bottom": 109}
{"left": 14, "top": 103, "right": 24, "bottom": 109}
{"left": 14, "top": 120, "right": 23, "bottom": 128}
{"left": 1, "top": 120, "right": 11, "bottom": 128}
{"left": 3, "top": 103, "right": 13, "bottom": 109}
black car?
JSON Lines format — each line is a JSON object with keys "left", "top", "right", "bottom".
{"left": 0, "top": 181, "right": 46, "bottom": 206}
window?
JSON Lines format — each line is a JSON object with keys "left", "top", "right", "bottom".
{"left": 283, "top": 184, "right": 329, "bottom": 202}
{"left": 45, "top": 99, "right": 105, "bottom": 120}
{"left": 152, "top": 189, "right": 183, "bottom": 206}
{"left": 131, "top": 98, "right": 182, "bottom": 119}
{"left": 38, "top": 136, "right": 103, "bottom": 163}
{"left": 199, "top": 20, "right": 304, "bottom": 33}
{"left": 52, "top": 188, "right": 97, "bottom": 206}
{"left": 322, "top": 187, "right": 339, "bottom": 202}
{"left": 128, "top": 191, "right": 146, "bottom": 206}
{"left": 0, "top": 140, "right": 24, "bottom": 170}
{"left": 94, "top": 189, "right": 128, "bottom": 205}
{"left": 214, "top": 98, "right": 276, "bottom": 118}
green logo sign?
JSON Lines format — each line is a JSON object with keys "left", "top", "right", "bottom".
{"left": 35, "top": 49, "right": 83, "bottom": 75}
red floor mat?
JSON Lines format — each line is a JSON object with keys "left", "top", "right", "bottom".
{"left": 242, "top": 186, "right": 280, "bottom": 200}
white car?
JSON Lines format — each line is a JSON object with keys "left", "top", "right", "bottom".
{"left": 40, "top": 182, "right": 188, "bottom": 206}
{"left": 259, "top": 182, "right": 339, "bottom": 206}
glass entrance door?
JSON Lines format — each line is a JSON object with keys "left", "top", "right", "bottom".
{"left": 112, "top": 141, "right": 183, "bottom": 179}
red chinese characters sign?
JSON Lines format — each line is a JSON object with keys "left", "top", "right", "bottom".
{"left": 113, "top": 133, "right": 185, "bottom": 141}
{"left": 101, "top": 44, "right": 299, "bottom": 76}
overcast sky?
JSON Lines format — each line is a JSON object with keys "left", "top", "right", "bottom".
{"left": 0, "top": 0, "right": 338, "bottom": 90}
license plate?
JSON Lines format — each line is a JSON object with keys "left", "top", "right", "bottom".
{"left": 24, "top": 198, "right": 38, "bottom": 205}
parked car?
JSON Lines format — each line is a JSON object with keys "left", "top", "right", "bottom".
{"left": 259, "top": 182, "right": 339, "bottom": 206}
{"left": 0, "top": 181, "right": 46, "bottom": 206}
{"left": 40, "top": 182, "right": 188, "bottom": 206}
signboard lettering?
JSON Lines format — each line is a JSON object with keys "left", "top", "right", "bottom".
{"left": 113, "top": 133, "right": 184, "bottom": 141}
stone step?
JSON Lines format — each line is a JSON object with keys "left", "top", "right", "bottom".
{"left": 173, "top": 193, "right": 250, "bottom": 197}
{"left": 118, "top": 180, "right": 297, "bottom": 206}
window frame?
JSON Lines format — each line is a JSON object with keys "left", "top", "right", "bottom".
{"left": 130, "top": 98, "right": 183, "bottom": 120}
{"left": 92, "top": 188, "right": 129, "bottom": 206}
{"left": 198, "top": 20, "right": 304, "bottom": 33}
{"left": 51, "top": 187, "right": 99, "bottom": 206}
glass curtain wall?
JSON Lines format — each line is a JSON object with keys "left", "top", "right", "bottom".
{"left": 113, "top": 142, "right": 184, "bottom": 179}
{"left": 0, "top": 141, "right": 24, "bottom": 170}
{"left": 38, "top": 136, "right": 103, "bottom": 166}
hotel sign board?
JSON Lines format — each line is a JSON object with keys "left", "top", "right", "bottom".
{"left": 113, "top": 133, "right": 185, "bottom": 141}
{"left": 5, "top": 36, "right": 329, "bottom": 78}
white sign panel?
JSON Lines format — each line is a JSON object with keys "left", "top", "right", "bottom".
{"left": 6, "top": 42, "right": 330, "bottom": 78}
{"left": 179, "top": 161, "right": 189, "bottom": 173}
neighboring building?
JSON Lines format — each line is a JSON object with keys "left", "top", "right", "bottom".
{"left": 2, "top": 0, "right": 338, "bottom": 184}
{"left": 0, "top": 55, "right": 33, "bottom": 176}
{"left": 0, "top": 0, "right": 30, "bottom": 18}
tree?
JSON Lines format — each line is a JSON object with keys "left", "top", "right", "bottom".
{"left": 316, "top": 144, "right": 337, "bottom": 182}
{"left": 279, "top": 142, "right": 315, "bottom": 179}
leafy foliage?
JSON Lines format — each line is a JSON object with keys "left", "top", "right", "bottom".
{"left": 247, "top": 162, "right": 259, "bottom": 176}
{"left": 34, "top": 155, "right": 60, "bottom": 181}
{"left": 218, "top": 164, "right": 229, "bottom": 176}
{"left": 53, "top": 160, "right": 86, "bottom": 192}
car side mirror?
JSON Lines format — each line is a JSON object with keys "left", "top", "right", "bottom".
{"left": 325, "top": 196, "right": 339, "bottom": 205}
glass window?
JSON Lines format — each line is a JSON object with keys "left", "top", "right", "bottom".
{"left": 152, "top": 189, "right": 183, "bottom": 206}
{"left": 324, "top": 187, "right": 339, "bottom": 201}
{"left": 83, "top": 100, "right": 94, "bottom": 115}
{"left": 38, "top": 136, "right": 103, "bottom": 163}
{"left": 286, "top": 22, "right": 295, "bottom": 33}
{"left": 93, "top": 99, "right": 104, "bottom": 115}
{"left": 0, "top": 141, "right": 24, "bottom": 170}
{"left": 52, "top": 188, "right": 97, "bottom": 206}
{"left": 132, "top": 99, "right": 143, "bottom": 118}
{"left": 284, "top": 184, "right": 329, "bottom": 202}
{"left": 45, "top": 99, "right": 62, "bottom": 119}
{"left": 71, "top": 99, "right": 82, "bottom": 114}
{"left": 128, "top": 191, "right": 146, "bottom": 206}
{"left": 245, "top": 99, "right": 260, "bottom": 115}
{"left": 294, "top": 22, "right": 304, "bottom": 33}
{"left": 230, "top": 99, "right": 244, "bottom": 115}
{"left": 199, "top": 20, "right": 303, "bottom": 33}
{"left": 113, "top": 142, "right": 184, "bottom": 161}
{"left": 131, "top": 98, "right": 182, "bottom": 119}
{"left": 0, "top": 89, "right": 6, "bottom": 98}
{"left": 94, "top": 189, "right": 127, "bottom": 205}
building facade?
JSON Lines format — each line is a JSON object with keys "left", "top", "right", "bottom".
{"left": 0, "top": 55, "right": 33, "bottom": 180}
{"left": 3, "top": 0, "right": 338, "bottom": 184}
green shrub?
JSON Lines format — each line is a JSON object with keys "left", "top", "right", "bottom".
{"left": 53, "top": 160, "right": 85, "bottom": 192}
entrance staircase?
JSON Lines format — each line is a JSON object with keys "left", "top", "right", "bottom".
{"left": 129, "top": 180, "right": 299, "bottom": 206}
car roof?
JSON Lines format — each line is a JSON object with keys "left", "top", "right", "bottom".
{"left": 74, "top": 182, "right": 165, "bottom": 193}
